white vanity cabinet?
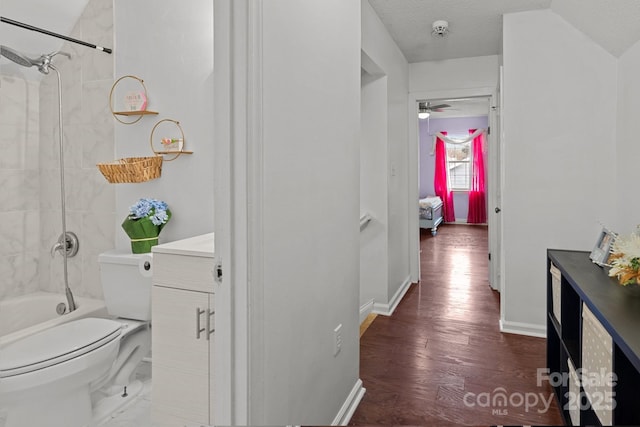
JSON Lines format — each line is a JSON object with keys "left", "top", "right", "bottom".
{"left": 150, "top": 233, "right": 216, "bottom": 427}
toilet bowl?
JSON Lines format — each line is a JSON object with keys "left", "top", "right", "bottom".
{"left": 0, "top": 251, "right": 152, "bottom": 427}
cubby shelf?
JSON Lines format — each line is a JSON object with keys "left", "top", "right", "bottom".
{"left": 547, "top": 250, "right": 640, "bottom": 426}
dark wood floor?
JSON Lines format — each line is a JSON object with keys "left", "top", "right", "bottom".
{"left": 350, "top": 224, "right": 564, "bottom": 426}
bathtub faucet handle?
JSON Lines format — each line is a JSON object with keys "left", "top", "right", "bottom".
{"left": 50, "top": 232, "right": 80, "bottom": 258}
{"left": 51, "top": 241, "right": 63, "bottom": 257}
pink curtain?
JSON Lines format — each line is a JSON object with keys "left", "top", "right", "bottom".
{"left": 467, "top": 129, "right": 487, "bottom": 224}
{"left": 434, "top": 133, "right": 455, "bottom": 222}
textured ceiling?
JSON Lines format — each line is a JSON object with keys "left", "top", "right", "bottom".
{"left": 368, "top": 0, "right": 551, "bottom": 63}
{"left": 368, "top": 0, "right": 640, "bottom": 63}
{"left": 551, "top": 0, "right": 640, "bottom": 57}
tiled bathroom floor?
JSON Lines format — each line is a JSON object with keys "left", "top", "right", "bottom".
{"left": 98, "top": 360, "right": 153, "bottom": 427}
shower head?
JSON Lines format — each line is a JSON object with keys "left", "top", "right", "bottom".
{"left": 0, "top": 45, "right": 71, "bottom": 74}
{"left": 0, "top": 45, "right": 39, "bottom": 68}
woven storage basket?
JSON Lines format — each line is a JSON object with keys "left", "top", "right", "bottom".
{"left": 97, "top": 156, "right": 163, "bottom": 183}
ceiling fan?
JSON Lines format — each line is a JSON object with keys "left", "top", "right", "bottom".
{"left": 418, "top": 101, "right": 451, "bottom": 119}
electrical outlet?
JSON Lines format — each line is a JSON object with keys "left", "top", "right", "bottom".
{"left": 334, "top": 324, "right": 343, "bottom": 357}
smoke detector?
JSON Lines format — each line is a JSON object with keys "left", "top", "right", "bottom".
{"left": 432, "top": 20, "right": 449, "bottom": 38}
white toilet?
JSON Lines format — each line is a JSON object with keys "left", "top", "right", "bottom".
{"left": 0, "top": 251, "right": 152, "bottom": 427}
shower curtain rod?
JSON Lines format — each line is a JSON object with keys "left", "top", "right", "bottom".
{"left": 1, "top": 16, "right": 112, "bottom": 54}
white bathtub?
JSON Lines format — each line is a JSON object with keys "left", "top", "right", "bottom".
{"left": 0, "top": 291, "right": 107, "bottom": 348}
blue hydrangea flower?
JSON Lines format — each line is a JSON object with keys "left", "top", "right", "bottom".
{"left": 128, "top": 198, "right": 170, "bottom": 225}
{"left": 150, "top": 209, "right": 169, "bottom": 226}
{"left": 151, "top": 199, "right": 168, "bottom": 211}
{"left": 129, "top": 199, "right": 152, "bottom": 219}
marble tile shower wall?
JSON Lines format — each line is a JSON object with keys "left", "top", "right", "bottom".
{"left": 0, "top": 77, "right": 40, "bottom": 299}
{"left": 1, "top": 0, "right": 116, "bottom": 301}
{"left": 39, "top": 0, "right": 116, "bottom": 300}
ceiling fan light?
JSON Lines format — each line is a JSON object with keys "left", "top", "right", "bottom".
{"left": 418, "top": 111, "right": 430, "bottom": 120}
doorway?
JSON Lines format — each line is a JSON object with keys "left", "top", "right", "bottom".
{"left": 417, "top": 97, "right": 490, "bottom": 224}
{"left": 408, "top": 88, "right": 503, "bottom": 301}
{"left": 360, "top": 52, "right": 388, "bottom": 322}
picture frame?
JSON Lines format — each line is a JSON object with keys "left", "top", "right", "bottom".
{"left": 124, "top": 90, "right": 147, "bottom": 112}
{"left": 160, "top": 137, "right": 184, "bottom": 152}
{"left": 590, "top": 227, "right": 616, "bottom": 266}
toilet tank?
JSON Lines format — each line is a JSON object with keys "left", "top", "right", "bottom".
{"left": 98, "top": 251, "right": 152, "bottom": 321}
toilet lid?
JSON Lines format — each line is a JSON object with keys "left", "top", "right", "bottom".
{"left": 0, "top": 318, "right": 122, "bottom": 378}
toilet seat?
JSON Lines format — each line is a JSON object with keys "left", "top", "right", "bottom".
{"left": 113, "top": 318, "right": 148, "bottom": 338}
{"left": 0, "top": 318, "right": 122, "bottom": 378}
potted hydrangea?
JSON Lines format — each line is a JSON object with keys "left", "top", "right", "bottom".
{"left": 121, "top": 198, "right": 171, "bottom": 253}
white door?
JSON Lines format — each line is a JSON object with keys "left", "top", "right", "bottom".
{"left": 212, "top": 1, "right": 248, "bottom": 424}
{"left": 488, "top": 70, "right": 504, "bottom": 292}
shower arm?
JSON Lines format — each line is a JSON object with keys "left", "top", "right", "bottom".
{"left": 1, "top": 16, "right": 112, "bottom": 54}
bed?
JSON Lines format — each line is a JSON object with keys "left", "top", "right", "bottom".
{"left": 419, "top": 196, "right": 443, "bottom": 236}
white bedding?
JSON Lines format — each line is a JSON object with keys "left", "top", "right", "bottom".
{"left": 419, "top": 196, "right": 442, "bottom": 209}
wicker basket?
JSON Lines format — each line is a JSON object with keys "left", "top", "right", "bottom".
{"left": 97, "top": 156, "right": 163, "bottom": 183}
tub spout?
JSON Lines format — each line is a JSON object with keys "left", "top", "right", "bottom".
{"left": 66, "top": 287, "right": 77, "bottom": 312}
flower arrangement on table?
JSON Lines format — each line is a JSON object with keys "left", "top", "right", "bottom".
{"left": 608, "top": 231, "right": 640, "bottom": 286}
{"left": 122, "top": 198, "right": 171, "bottom": 253}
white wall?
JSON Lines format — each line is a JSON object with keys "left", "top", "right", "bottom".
{"left": 114, "top": 0, "right": 214, "bottom": 250}
{"left": 256, "top": 0, "right": 362, "bottom": 423}
{"left": 617, "top": 40, "right": 640, "bottom": 234}
{"left": 502, "top": 10, "right": 617, "bottom": 332}
{"left": 361, "top": 0, "right": 411, "bottom": 308}
{"left": 410, "top": 55, "right": 500, "bottom": 93}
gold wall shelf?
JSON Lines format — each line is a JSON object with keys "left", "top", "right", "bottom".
{"left": 113, "top": 110, "right": 159, "bottom": 117}
{"left": 109, "top": 75, "right": 156, "bottom": 124}
{"left": 157, "top": 150, "right": 193, "bottom": 155}
{"left": 150, "top": 119, "right": 192, "bottom": 161}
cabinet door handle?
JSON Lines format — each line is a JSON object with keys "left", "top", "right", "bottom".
{"left": 196, "top": 307, "right": 206, "bottom": 339}
{"left": 206, "top": 309, "right": 215, "bottom": 339}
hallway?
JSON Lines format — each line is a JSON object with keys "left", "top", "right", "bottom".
{"left": 350, "top": 224, "right": 563, "bottom": 425}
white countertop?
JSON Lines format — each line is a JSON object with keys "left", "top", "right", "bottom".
{"left": 152, "top": 232, "right": 214, "bottom": 257}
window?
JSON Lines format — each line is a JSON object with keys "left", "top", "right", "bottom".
{"left": 445, "top": 137, "right": 472, "bottom": 191}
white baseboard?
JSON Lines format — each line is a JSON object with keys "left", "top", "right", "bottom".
{"left": 500, "top": 319, "right": 546, "bottom": 338}
{"left": 451, "top": 220, "right": 489, "bottom": 226}
{"left": 332, "top": 378, "right": 366, "bottom": 426}
{"left": 359, "top": 299, "right": 374, "bottom": 324}
{"left": 373, "top": 276, "right": 412, "bottom": 316}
